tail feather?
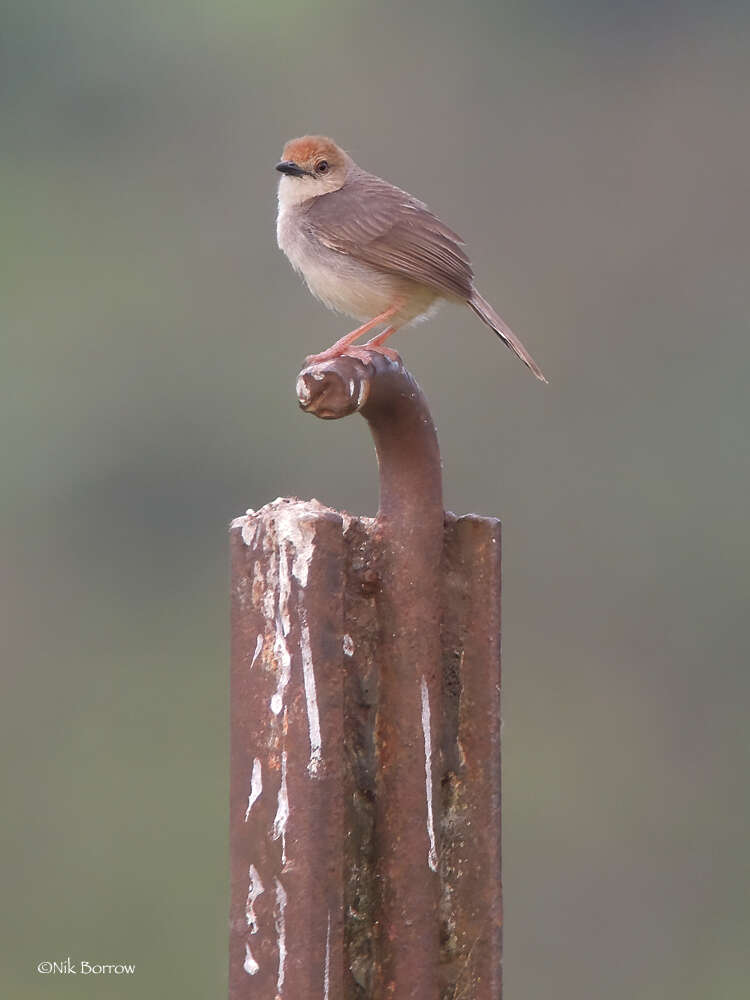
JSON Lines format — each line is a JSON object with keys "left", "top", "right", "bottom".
{"left": 469, "top": 290, "right": 548, "bottom": 383}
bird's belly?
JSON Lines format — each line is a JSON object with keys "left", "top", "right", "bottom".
{"left": 278, "top": 211, "right": 435, "bottom": 323}
{"left": 288, "top": 241, "right": 397, "bottom": 319}
{"left": 302, "top": 255, "right": 401, "bottom": 320}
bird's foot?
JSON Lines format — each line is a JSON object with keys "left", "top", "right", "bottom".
{"left": 344, "top": 345, "right": 402, "bottom": 365}
{"left": 304, "top": 346, "right": 347, "bottom": 366}
{"left": 304, "top": 344, "right": 401, "bottom": 367}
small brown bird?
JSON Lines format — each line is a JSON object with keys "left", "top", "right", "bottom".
{"left": 276, "top": 135, "right": 547, "bottom": 382}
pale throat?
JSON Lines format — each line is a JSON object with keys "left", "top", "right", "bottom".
{"left": 276, "top": 176, "right": 319, "bottom": 211}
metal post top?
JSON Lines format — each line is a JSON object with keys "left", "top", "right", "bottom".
{"left": 230, "top": 496, "right": 347, "bottom": 534}
{"left": 295, "top": 349, "right": 443, "bottom": 525}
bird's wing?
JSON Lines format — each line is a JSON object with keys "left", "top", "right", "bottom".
{"left": 304, "top": 171, "right": 474, "bottom": 301}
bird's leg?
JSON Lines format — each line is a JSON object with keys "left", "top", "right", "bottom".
{"left": 332, "top": 325, "right": 402, "bottom": 365}
{"left": 305, "top": 304, "right": 401, "bottom": 364}
{"left": 362, "top": 326, "right": 401, "bottom": 362}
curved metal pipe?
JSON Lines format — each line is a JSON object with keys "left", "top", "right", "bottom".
{"left": 298, "top": 351, "right": 444, "bottom": 999}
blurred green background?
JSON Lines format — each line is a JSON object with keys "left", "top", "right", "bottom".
{"left": 1, "top": 1, "right": 748, "bottom": 997}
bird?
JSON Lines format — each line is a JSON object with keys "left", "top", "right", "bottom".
{"left": 275, "top": 135, "right": 547, "bottom": 382}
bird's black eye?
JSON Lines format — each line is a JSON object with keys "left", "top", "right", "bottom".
{"left": 316, "top": 160, "right": 329, "bottom": 174}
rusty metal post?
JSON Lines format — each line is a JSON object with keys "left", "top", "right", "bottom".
{"left": 230, "top": 350, "right": 502, "bottom": 999}
{"left": 440, "top": 513, "right": 503, "bottom": 997}
{"left": 229, "top": 503, "right": 347, "bottom": 999}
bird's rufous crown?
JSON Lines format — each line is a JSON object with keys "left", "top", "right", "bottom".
{"left": 281, "top": 135, "right": 346, "bottom": 169}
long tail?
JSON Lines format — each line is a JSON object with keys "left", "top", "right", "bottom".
{"left": 469, "top": 290, "right": 548, "bottom": 383}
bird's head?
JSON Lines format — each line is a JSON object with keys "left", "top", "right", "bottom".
{"left": 276, "top": 136, "right": 351, "bottom": 207}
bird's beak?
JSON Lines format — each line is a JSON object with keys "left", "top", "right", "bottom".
{"left": 276, "top": 160, "right": 311, "bottom": 178}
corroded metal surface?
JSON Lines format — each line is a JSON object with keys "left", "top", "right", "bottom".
{"left": 229, "top": 501, "right": 346, "bottom": 1000}
{"left": 229, "top": 351, "right": 501, "bottom": 999}
{"left": 299, "top": 352, "right": 444, "bottom": 998}
{"left": 361, "top": 357, "right": 444, "bottom": 999}
{"left": 440, "top": 513, "right": 503, "bottom": 998}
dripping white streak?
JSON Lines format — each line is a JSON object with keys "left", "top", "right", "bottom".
{"left": 323, "top": 910, "right": 331, "bottom": 1000}
{"left": 300, "top": 618, "right": 322, "bottom": 775}
{"left": 262, "top": 559, "right": 275, "bottom": 622}
{"left": 420, "top": 676, "right": 439, "bottom": 872}
{"left": 244, "top": 758, "right": 263, "bottom": 822}
{"left": 271, "top": 613, "right": 291, "bottom": 716}
{"left": 245, "top": 865, "right": 264, "bottom": 932}
{"left": 274, "top": 878, "right": 288, "bottom": 994}
{"left": 277, "top": 534, "right": 292, "bottom": 636}
{"left": 272, "top": 750, "right": 289, "bottom": 865}
{"left": 275, "top": 507, "right": 316, "bottom": 587}
{"left": 250, "top": 634, "right": 263, "bottom": 669}
{"left": 244, "top": 941, "right": 259, "bottom": 976}
{"left": 271, "top": 508, "right": 317, "bottom": 716}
